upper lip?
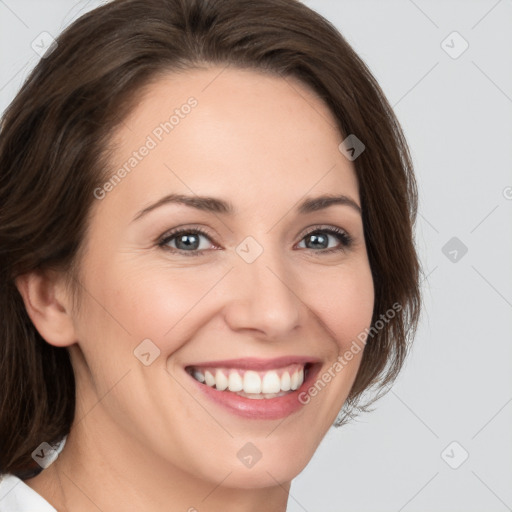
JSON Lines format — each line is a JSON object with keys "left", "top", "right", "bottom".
{"left": 185, "top": 356, "right": 321, "bottom": 371}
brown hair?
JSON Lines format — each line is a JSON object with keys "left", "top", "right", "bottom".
{"left": 0, "top": 0, "right": 421, "bottom": 478}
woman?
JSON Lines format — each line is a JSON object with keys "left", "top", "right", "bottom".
{"left": 0, "top": 0, "right": 421, "bottom": 510}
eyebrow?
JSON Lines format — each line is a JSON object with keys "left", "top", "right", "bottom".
{"left": 132, "top": 192, "right": 361, "bottom": 222}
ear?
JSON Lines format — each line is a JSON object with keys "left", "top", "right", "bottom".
{"left": 15, "top": 269, "right": 77, "bottom": 347}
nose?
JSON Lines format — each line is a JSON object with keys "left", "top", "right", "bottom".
{"left": 222, "top": 246, "right": 303, "bottom": 339}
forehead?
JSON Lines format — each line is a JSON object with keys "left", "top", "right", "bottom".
{"left": 98, "top": 66, "right": 360, "bottom": 219}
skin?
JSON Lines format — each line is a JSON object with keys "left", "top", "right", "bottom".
{"left": 16, "top": 66, "right": 374, "bottom": 512}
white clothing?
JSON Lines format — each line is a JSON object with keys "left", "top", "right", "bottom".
{"left": 0, "top": 436, "right": 67, "bottom": 511}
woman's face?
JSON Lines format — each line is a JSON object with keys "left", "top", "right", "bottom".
{"left": 68, "top": 66, "right": 374, "bottom": 487}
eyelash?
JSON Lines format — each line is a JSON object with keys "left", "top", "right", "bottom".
{"left": 157, "top": 225, "right": 353, "bottom": 257}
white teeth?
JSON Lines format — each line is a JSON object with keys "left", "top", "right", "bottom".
{"left": 243, "top": 371, "right": 262, "bottom": 394}
{"left": 228, "top": 371, "right": 243, "bottom": 392}
{"left": 261, "top": 371, "right": 281, "bottom": 394}
{"left": 204, "top": 370, "right": 215, "bottom": 387}
{"left": 193, "top": 370, "right": 205, "bottom": 383}
{"left": 290, "top": 370, "right": 299, "bottom": 390}
{"left": 281, "top": 371, "right": 291, "bottom": 391}
{"left": 190, "top": 365, "right": 307, "bottom": 396}
{"left": 215, "top": 370, "right": 228, "bottom": 391}
{"left": 289, "top": 369, "right": 304, "bottom": 390}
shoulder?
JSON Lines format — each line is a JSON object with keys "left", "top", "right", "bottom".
{"left": 0, "top": 473, "right": 57, "bottom": 511}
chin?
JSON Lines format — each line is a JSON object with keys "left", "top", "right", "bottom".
{"left": 221, "top": 460, "right": 309, "bottom": 490}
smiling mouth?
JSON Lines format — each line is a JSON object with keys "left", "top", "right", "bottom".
{"left": 185, "top": 362, "right": 314, "bottom": 399}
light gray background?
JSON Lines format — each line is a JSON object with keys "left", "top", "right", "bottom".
{"left": 1, "top": 1, "right": 511, "bottom": 511}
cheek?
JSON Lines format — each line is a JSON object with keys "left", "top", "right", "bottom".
{"left": 121, "top": 262, "right": 374, "bottom": 355}
{"left": 299, "top": 260, "right": 375, "bottom": 351}
{"left": 296, "top": 261, "right": 374, "bottom": 402}
{"left": 93, "top": 261, "right": 231, "bottom": 352}
{"left": 94, "top": 255, "right": 374, "bottom": 349}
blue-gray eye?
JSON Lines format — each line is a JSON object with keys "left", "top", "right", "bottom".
{"left": 158, "top": 225, "right": 352, "bottom": 256}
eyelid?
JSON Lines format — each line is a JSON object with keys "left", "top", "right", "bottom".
{"left": 297, "top": 223, "right": 348, "bottom": 239}
{"left": 157, "top": 224, "right": 218, "bottom": 247}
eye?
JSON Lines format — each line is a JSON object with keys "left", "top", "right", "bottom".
{"left": 158, "top": 227, "right": 217, "bottom": 256}
{"left": 157, "top": 225, "right": 353, "bottom": 257}
{"left": 296, "top": 226, "right": 353, "bottom": 254}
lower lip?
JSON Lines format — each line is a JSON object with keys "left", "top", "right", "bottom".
{"left": 186, "top": 364, "right": 321, "bottom": 420}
